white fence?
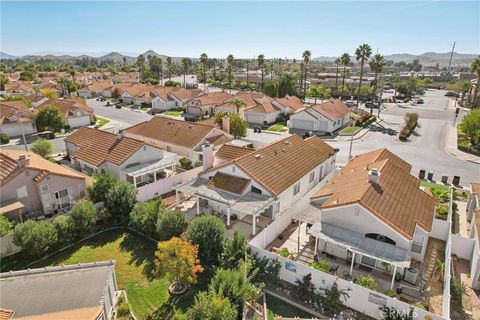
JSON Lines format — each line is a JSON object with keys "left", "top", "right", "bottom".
{"left": 250, "top": 246, "right": 446, "bottom": 320}
{"left": 136, "top": 167, "right": 203, "bottom": 202}
{"left": 451, "top": 234, "right": 475, "bottom": 260}
{"left": 0, "top": 234, "right": 22, "bottom": 258}
{"left": 431, "top": 218, "right": 450, "bottom": 241}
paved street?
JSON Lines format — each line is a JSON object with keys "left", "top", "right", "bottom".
{"left": 327, "top": 90, "right": 479, "bottom": 185}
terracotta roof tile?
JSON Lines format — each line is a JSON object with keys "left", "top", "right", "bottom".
{"left": 471, "top": 182, "right": 480, "bottom": 195}
{"left": 310, "top": 99, "right": 350, "bottom": 120}
{"left": 245, "top": 102, "right": 280, "bottom": 114}
{"left": 36, "top": 98, "right": 93, "bottom": 116}
{"left": 311, "top": 148, "right": 434, "bottom": 239}
{"left": 15, "top": 306, "right": 102, "bottom": 320}
{"left": 0, "top": 101, "right": 33, "bottom": 125}
{"left": 205, "top": 135, "right": 334, "bottom": 195}
{"left": 215, "top": 144, "right": 255, "bottom": 161}
{"left": 188, "top": 91, "right": 232, "bottom": 106}
{"left": 275, "top": 95, "right": 304, "bottom": 111}
{"left": 207, "top": 172, "right": 250, "bottom": 194}
{"left": 0, "top": 308, "right": 13, "bottom": 320}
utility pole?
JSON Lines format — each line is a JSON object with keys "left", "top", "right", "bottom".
{"left": 15, "top": 111, "right": 28, "bottom": 151}
{"left": 348, "top": 118, "right": 355, "bottom": 161}
{"left": 377, "top": 74, "right": 384, "bottom": 118}
{"left": 447, "top": 42, "right": 455, "bottom": 73}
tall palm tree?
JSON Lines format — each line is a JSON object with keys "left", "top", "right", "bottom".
{"left": 257, "top": 54, "right": 265, "bottom": 84}
{"left": 136, "top": 55, "right": 145, "bottom": 82}
{"left": 229, "top": 98, "right": 247, "bottom": 114}
{"left": 369, "top": 54, "right": 386, "bottom": 96}
{"left": 302, "top": 50, "right": 311, "bottom": 96}
{"left": 335, "top": 57, "right": 341, "bottom": 95}
{"left": 355, "top": 44, "right": 372, "bottom": 107}
{"left": 340, "top": 53, "right": 351, "bottom": 99}
{"left": 212, "top": 58, "right": 218, "bottom": 80}
{"left": 227, "top": 54, "right": 234, "bottom": 93}
{"left": 166, "top": 57, "right": 173, "bottom": 80}
{"left": 245, "top": 59, "right": 250, "bottom": 90}
{"left": 470, "top": 56, "right": 480, "bottom": 106}
{"left": 200, "top": 53, "right": 208, "bottom": 91}
{"left": 182, "top": 58, "right": 190, "bottom": 89}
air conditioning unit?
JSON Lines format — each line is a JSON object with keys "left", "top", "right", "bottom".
{"left": 404, "top": 267, "right": 419, "bottom": 284}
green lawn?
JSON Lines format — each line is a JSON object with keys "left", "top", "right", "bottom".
{"left": 266, "top": 294, "right": 315, "bottom": 319}
{"left": 2, "top": 229, "right": 169, "bottom": 319}
{"left": 94, "top": 116, "right": 110, "bottom": 128}
{"left": 420, "top": 181, "right": 450, "bottom": 192}
{"left": 162, "top": 110, "right": 184, "bottom": 117}
{"left": 267, "top": 124, "right": 289, "bottom": 133}
{"left": 339, "top": 126, "right": 361, "bottom": 135}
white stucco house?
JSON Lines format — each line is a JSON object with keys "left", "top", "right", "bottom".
{"left": 306, "top": 148, "right": 436, "bottom": 281}
{"left": 177, "top": 135, "right": 337, "bottom": 235}
{"left": 289, "top": 99, "right": 350, "bottom": 133}
{"left": 0, "top": 100, "right": 36, "bottom": 137}
{"left": 65, "top": 127, "right": 179, "bottom": 187}
{"left": 244, "top": 102, "right": 282, "bottom": 125}
{"left": 152, "top": 88, "right": 203, "bottom": 112}
{"left": 35, "top": 98, "right": 95, "bottom": 129}
{"left": 77, "top": 81, "right": 113, "bottom": 98}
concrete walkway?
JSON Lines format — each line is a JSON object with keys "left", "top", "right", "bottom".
{"left": 445, "top": 125, "right": 480, "bottom": 165}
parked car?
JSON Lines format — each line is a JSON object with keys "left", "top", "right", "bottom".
{"left": 445, "top": 92, "right": 459, "bottom": 98}
{"left": 115, "top": 104, "right": 122, "bottom": 109}
{"left": 416, "top": 99, "right": 424, "bottom": 104}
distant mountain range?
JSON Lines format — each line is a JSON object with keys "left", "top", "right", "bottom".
{"left": 1, "top": 50, "right": 477, "bottom": 66}
{"left": 313, "top": 52, "right": 477, "bottom": 66}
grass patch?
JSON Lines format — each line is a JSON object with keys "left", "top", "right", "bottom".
{"left": 2, "top": 229, "right": 169, "bottom": 319}
{"left": 266, "top": 294, "right": 314, "bottom": 320}
{"left": 162, "top": 110, "right": 184, "bottom": 117}
{"left": 267, "top": 124, "right": 289, "bottom": 132}
{"left": 339, "top": 126, "right": 361, "bottom": 135}
{"left": 94, "top": 116, "right": 110, "bottom": 128}
{"left": 420, "top": 181, "right": 450, "bottom": 192}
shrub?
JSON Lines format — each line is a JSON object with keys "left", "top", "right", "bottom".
{"left": 105, "top": 180, "right": 137, "bottom": 224}
{"left": 69, "top": 200, "right": 97, "bottom": 236}
{"left": 0, "top": 216, "right": 13, "bottom": 237}
{"left": 156, "top": 207, "right": 188, "bottom": 241}
{"left": 451, "top": 277, "right": 465, "bottom": 301}
{"left": 309, "top": 260, "right": 331, "bottom": 273}
{"left": 186, "top": 290, "right": 238, "bottom": 320}
{"left": 383, "top": 289, "right": 396, "bottom": 297}
{"left": 355, "top": 274, "right": 377, "bottom": 291}
{"left": 31, "top": 138, "right": 54, "bottom": 158}
{"left": 0, "top": 133, "right": 10, "bottom": 144}
{"left": 129, "top": 200, "right": 160, "bottom": 237}
{"left": 88, "top": 170, "right": 118, "bottom": 204}
{"left": 53, "top": 215, "right": 75, "bottom": 243}
{"left": 13, "top": 220, "right": 58, "bottom": 255}
{"left": 194, "top": 160, "right": 203, "bottom": 168}
{"left": 179, "top": 157, "right": 193, "bottom": 170}
{"left": 186, "top": 215, "right": 225, "bottom": 264}
{"left": 277, "top": 247, "right": 290, "bottom": 258}
{"left": 35, "top": 105, "right": 65, "bottom": 132}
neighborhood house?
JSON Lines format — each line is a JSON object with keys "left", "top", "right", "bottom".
{"left": 289, "top": 99, "right": 350, "bottom": 133}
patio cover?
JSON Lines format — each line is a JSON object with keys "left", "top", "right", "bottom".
{"left": 177, "top": 177, "right": 274, "bottom": 216}
{"left": 122, "top": 156, "right": 178, "bottom": 176}
{"left": 308, "top": 222, "right": 411, "bottom": 267}
{"left": 0, "top": 200, "right": 24, "bottom": 213}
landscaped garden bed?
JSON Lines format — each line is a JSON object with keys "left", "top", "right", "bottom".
{"left": 266, "top": 124, "right": 289, "bottom": 133}
{"left": 457, "top": 111, "right": 480, "bottom": 156}
{"left": 338, "top": 126, "right": 361, "bottom": 136}
{"left": 399, "top": 112, "right": 419, "bottom": 141}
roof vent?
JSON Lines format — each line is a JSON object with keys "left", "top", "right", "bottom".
{"left": 368, "top": 168, "right": 381, "bottom": 185}
{"left": 282, "top": 148, "right": 286, "bottom": 152}
{"left": 284, "top": 141, "right": 290, "bottom": 145}
{"left": 254, "top": 154, "right": 261, "bottom": 160}
{"left": 188, "top": 125, "right": 194, "bottom": 129}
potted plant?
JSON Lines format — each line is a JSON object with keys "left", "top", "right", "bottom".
{"left": 382, "top": 261, "right": 391, "bottom": 276}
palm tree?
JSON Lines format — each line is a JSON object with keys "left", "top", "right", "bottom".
{"left": 335, "top": 58, "right": 341, "bottom": 95}
{"left": 227, "top": 54, "right": 234, "bottom": 93}
{"left": 257, "top": 54, "right": 265, "bottom": 84}
{"left": 470, "top": 56, "right": 480, "bottom": 106}
{"left": 245, "top": 59, "right": 250, "bottom": 91}
{"left": 212, "top": 58, "right": 218, "bottom": 80}
{"left": 136, "top": 55, "right": 145, "bottom": 82}
{"left": 229, "top": 98, "right": 247, "bottom": 114}
{"left": 302, "top": 50, "right": 312, "bottom": 95}
{"left": 181, "top": 58, "right": 190, "bottom": 89}
{"left": 355, "top": 44, "right": 372, "bottom": 107}
{"left": 340, "top": 53, "right": 351, "bottom": 99}
{"left": 200, "top": 53, "right": 208, "bottom": 91}
{"left": 166, "top": 57, "right": 173, "bottom": 80}
{"left": 369, "top": 54, "right": 386, "bottom": 96}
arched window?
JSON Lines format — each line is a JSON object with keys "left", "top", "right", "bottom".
{"left": 365, "top": 233, "right": 396, "bottom": 246}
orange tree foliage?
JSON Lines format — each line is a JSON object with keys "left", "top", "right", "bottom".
{"left": 155, "top": 237, "right": 204, "bottom": 286}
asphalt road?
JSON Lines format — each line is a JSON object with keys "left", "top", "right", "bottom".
{"left": 327, "top": 89, "right": 479, "bottom": 185}
{"left": 87, "top": 99, "right": 153, "bottom": 131}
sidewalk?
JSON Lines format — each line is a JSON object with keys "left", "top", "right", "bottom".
{"left": 445, "top": 125, "right": 480, "bottom": 165}
{"left": 333, "top": 127, "right": 370, "bottom": 141}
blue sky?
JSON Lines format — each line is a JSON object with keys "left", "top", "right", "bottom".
{"left": 1, "top": 1, "right": 479, "bottom": 58}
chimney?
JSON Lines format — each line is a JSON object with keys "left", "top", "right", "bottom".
{"left": 117, "top": 129, "right": 124, "bottom": 139}
{"left": 368, "top": 168, "right": 381, "bottom": 185}
{"left": 202, "top": 142, "right": 214, "bottom": 170}
{"left": 222, "top": 116, "right": 230, "bottom": 134}
{"left": 17, "top": 154, "right": 30, "bottom": 167}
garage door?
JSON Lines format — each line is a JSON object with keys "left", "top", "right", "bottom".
{"left": 292, "top": 119, "right": 315, "bottom": 130}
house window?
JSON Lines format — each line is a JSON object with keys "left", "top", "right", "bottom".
{"left": 16, "top": 186, "right": 28, "bottom": 199}
{"left": 365, "top": 233, "right": 396, "bottom": 246}
{"left": 41, "top": 184, "right": 49, "bottom": 192}
{"left": 251, "top": 186, "right": 262, "bottom": 194}
{"left": 309, "top": 171, "right": 315, "bottom": 183}
{"left": 79, "top": 184, "right": 86, "bottom": 197}
{"left": 293, "top": 182, "right": 300, "bottom": 196}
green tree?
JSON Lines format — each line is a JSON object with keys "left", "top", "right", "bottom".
{"left": 220, "top": 229, "right": 246, "bottom": 269}
{"left": 31, "top": 138, "right": 54, "bottom": 158}
{"left": 260, "top": 79, "right": 277, "bottom": 97}
{"left": 302, "top": 50, "right": 312, "bottom": 95}
{"left": 369, "top": 54, "right": 386, "bottom": 108}
{"left": 307, "top": 84, "right": 331, "bottom": 104}
{"left": 0, "top": 74, "right": 8, "bottom": 91}
{"left": 69, "top": 199, "right": 97, "bottom": 236}
{"left": 461, "top": 109, "right": 480, "bottom": 149}
{"left": 470, "top": 56, "right": 480, "bottom": 105}
{"left": 0, "top": 216, "right": 13, "bottom": 237}
{"left": 105, "top": 180, "right": 137, "bottom": 224}
{"left": 136, "top": 55, "right": 146, "bottom": 82}
{"left": 186, "top": 291, "right": 238, "bottom": 320}
{"left": 35, "top": 105, "right": 65, "bottom": 132}
{"left": 277, "top": 73, "right": 297, "bottom": 98}
{"left": 88, "top": 169, "right": 118, "bottom": 204}
{"left": 453, "top": 79, "right": 472, "bottom": 104}
{"left": 129, "top": 200, "right": 161, "bottom": 237}
{"left": 166, "top": 57, "right": 173, "bottom": 80}
{"left": 340, "top": 53, "right": 351, "bottom": 98}
{"left": 319, "top": 282, "right": 351, "bottom": 316}
{"left": 257, "top": 54, "right": 265, "bottom": 84}
{"left": 53, "top": 215, "right": 75, "bottom": 243}
{"left": 228, "top": 98, "right": 246, "bottom": 114}
{"left": 186, "top": 215, "right": 225, "bottom": 264}
{"left": 156, "top": 207, "right": 188, "bottom": 241}
{"left": 229, "top": 114, "right": 247, "bottom": 138}
{"left": 13, "top": 220, "right": 58, "bottom": 255}
{"left": 334, "top": 57, "right": 341, "bottom": 93}
{"left": 181, "top": 57, "right": 191, "bottom": 89}
{"left": 355, "top": 43, "right": 372, "bottom": 106}
{"left": 227, "top": 54, "right": 234, "bottom": 93}
{"left": 200, "top": 53, "right": 209, "bottom": 89}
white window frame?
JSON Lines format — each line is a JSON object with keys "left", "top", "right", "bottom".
{"left": 293, "top": 182, "right": 300, "bottom": 196}
{"left": 40, "top": 184, "right": 49, "bottom": 192}
{"left": 16, "top": 186, "right": 28, "bottom": 199}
